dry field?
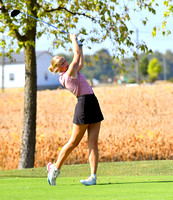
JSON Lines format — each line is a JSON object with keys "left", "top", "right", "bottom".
{"left": 0, "top": 84, "right": 173, "bottom": 170}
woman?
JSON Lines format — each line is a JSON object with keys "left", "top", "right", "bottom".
{"left": 47, "top": 33, "right": 104, "bottom": 186}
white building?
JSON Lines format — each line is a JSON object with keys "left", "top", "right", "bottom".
{"left": 0, "top": 51, "right": 60, "bottom": 89}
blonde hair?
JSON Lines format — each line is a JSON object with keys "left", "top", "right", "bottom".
{"left": 48, "top": 56, "right": 64, "bottom": 73}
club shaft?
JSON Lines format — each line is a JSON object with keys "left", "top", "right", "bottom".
{"left": 21, "top": 11, "right": 68, "bottom": 34}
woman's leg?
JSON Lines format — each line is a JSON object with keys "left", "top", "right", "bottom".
{"left": 87, "top": 122, "right": 101, "bottom": 175}
{"left": 55, "top": 123, "right": 88, "bottom": 170}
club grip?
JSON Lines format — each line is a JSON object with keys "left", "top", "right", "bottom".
{"left": 76, "top": 37, "right": 83, "bottom": 46}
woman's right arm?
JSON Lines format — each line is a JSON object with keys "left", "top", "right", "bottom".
{"left": 67, "top": 33, "right": 80, "bottom": 78}
{"left": 78, "top": 46, "right": 83, "bottom": 72}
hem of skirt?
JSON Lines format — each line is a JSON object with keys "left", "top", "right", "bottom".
{"left": 73, "top": 118, "right": 104, "bottom": 125}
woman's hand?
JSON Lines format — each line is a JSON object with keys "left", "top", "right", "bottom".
{"left": 70, "top": 33, "right": 77, "bottom": 42}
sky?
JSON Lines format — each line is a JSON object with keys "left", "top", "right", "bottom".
{"left": 35, "top": 1, "right": 173, "bottom": 57}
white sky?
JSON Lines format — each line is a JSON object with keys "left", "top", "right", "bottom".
{"left": 35, "top": 1, "right": 173, "bottom": 57}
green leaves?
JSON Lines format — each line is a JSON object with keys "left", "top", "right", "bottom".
{"left": 164, "top": 10, "right": 170, "bottom": 17}
{"left": 73, "top": 17, "right": 78, "bottom": 23}
{"left": 164, "top": 1, "right": 169, "bottom": 6}
{"left": 148, "top": 6, "right": 156, "bottom": 14}
{"left": 152, "top": 27, "right": 156, "bottom": 37}
{"left": 147, "top": 57, "right": 162, "bottom": 82}
{"left": 1, "top": 0, "right": 173, "bottom": 63}
{"left": 162, "top": 20, "right": 167, "bottom": 29}
{"left": 163, "top": 1, "right": 173, "bottom": 17}
{"left": 142, "top": 17, "right": 148, "bottom": 26}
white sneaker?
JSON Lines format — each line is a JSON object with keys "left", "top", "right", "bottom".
{"left": 47, "top": 162, "right": 60, "bottom": 186}
{"left": 80, "top": 175, "right": 97, "bottom": 186}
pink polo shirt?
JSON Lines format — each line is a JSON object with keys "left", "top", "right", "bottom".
{"left": 59, "top": 72, "right": 94, "bottom": 97}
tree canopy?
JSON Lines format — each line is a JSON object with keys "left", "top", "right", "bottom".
{"left": 1, "top": 0, "right": 172, "bottom": 60}
{"left": 147, "top": 57, "right": 162, "bottom": 82}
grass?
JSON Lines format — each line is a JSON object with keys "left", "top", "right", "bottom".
{"left": 0, "top": 161, "right": 173, "bottom": 200}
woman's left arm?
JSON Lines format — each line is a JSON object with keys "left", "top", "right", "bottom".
{"left": 78, "top": 46, "right": 83, "bottom": 72}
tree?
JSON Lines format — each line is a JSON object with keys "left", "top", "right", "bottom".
{"left": 148, "top": 58, "right": 162, "bottom": 82}
{"left": 0, "top": 0, "right": 172, "bottom": 169}
{"left": 139, "top": 56, "right": 149, "bottom": 77}
{"left": 80, "top": 49, "right": 116, "bottom": 83}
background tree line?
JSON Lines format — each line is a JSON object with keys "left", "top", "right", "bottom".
{"left": 123, "top": 50, "right": 173, "bottom": 83}
{"left": 59, "top": 49, "right": 173, "bottom": 84}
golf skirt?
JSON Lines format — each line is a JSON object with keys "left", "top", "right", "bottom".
{"left": 73, "top": 93, "right": 104, "bottom": 125}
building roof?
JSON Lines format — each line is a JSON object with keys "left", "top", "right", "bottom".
{"left": 2, "top": 51, "right": 53, "bottom": 64}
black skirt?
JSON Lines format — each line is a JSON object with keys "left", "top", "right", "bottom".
{"left": 73, "top": 93, "right": 104, "bottom": 125}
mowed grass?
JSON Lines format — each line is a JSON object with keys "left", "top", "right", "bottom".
{"left": 0, "top": 161, "right": 173, "bottom": 200}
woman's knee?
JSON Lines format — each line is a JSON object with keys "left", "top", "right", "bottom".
{"left": 88, "top": 140, "right": 98, "bottom": 150}
{"left": 68, "top": 139, "right": 80, "bottom": 149}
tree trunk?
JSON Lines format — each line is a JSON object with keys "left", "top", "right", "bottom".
{"left": 18, "top": 0, "right": 37, "bottom": 169}
{"left": 18, "top": 44, "right": 37, "bottom": 169}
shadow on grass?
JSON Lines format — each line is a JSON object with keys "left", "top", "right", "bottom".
{"left": 98, "top": 180, "right": 173, "bottom": 186}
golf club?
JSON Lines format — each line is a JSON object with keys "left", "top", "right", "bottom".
{"left": 11, "top": 9, "right": 83, "bottom": 45}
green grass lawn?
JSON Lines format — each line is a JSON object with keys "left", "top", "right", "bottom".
{"left": 0, "top": 161, "right": 173, "bottom": 200}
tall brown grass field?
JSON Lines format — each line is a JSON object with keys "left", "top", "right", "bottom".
{"left": 0, "top": 83, "right": 173, "bottom": 170}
